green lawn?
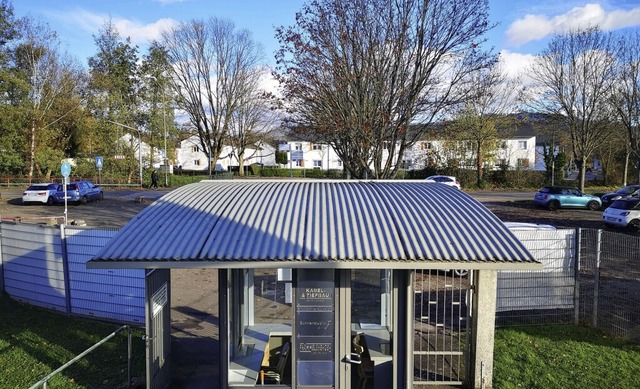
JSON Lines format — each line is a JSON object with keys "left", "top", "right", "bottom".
{"left": 0, "top": 293, "right": 145, "bottom": 389}
{"left": 494, "top": 325, "right": 640, "bottom": 388}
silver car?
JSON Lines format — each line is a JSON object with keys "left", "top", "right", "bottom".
{"left": 602, "top": 198, "right": 640, "bottom": 229}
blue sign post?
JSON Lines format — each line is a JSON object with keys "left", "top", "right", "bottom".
{"left": 61, "top": 162, "right": 71, "bottom": 225}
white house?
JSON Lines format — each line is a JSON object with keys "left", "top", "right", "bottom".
{"left": 405, "top": 128, "right": 537, "bottom": 171}
{"left": 117, "top": 133, "right": 164, "bottom": 169}
{"left": 277, "top": 141, "right": 344, "bottom": 171}
{"left": 176, "top": 136, "right": 277, "bottom": 171}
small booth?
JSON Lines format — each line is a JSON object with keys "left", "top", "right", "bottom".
{"left": 88, "top": 180, "right": 540, "bottom": 388}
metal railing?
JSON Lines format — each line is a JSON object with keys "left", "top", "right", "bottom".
{"left": 28, "top": 325, "right": 133, "bottom": 389}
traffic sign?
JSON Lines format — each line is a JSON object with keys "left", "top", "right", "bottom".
{"left": 61, "top": 161, "right": 71, "bottom": 177}
{"left": 95, "top": 156, "right": 103, "bottom": 170}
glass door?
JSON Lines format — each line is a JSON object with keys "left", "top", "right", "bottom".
{"left": 340, "top": 269, "right": 394, "bottom": 389}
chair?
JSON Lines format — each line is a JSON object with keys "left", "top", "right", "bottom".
{"left": 352, "top": 335, "right": 374, "bottom": 389}
{"left": 262, "top": 342, "right": 290, "bottom": 384}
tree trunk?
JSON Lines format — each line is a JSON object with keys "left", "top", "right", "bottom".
{"left": 29, "top": 123, "right": 36, "bottom": 179}
{"left": 476, "top": 143, "right": 483, "bottom": 187}
{"left": 238, "top": 150, "right": 245, "bottom": 176}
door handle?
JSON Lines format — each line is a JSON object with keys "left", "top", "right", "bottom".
{"left": 343, "top": 353, "right": 361, "bottom": 365}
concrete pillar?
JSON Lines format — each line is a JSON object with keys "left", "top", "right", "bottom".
{"left": 470, "top": 270, "right": 498, "bottom": 389}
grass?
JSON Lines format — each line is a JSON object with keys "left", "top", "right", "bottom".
{"left": 494, "top": 324, "right": 640, "bottom": 388}
{"left": 3, "top": 291, "right": 640, "bottom": 388}
{"left": 0, "top": 293, "right": 145, "bottom": 389}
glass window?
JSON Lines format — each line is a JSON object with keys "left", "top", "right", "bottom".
{"left": 228, "top": 269, "right": 293, "bottom": 386}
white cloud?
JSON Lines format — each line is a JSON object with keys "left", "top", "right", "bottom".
{"left": 113, "top": 18, "right": 178, "bottom": 45}
{"left": 499, "top": 50, "right": 535, "bottom": 79}
{"left": 63, "top": 9, "right": 178, "bottom": 46}
{"left": 506, "top": 3, "right": 640, "bottom": 46}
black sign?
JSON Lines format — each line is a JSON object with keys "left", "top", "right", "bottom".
{"left": 296, "top": 269, "right": 335, "bottom": 386}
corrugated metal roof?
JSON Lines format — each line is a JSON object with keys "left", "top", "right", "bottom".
{"left": 88, "top": 180, "right": 538, "bottom": 269}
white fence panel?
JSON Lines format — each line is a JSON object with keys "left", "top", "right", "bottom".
{"left": 0, "top": 223, "right": 145, "bottom": 325}
{"left": 65, "top": 226, "right": 145, "bottom": 324}
{"left": 497, "top": 228, "right": 576, "bottom": 312}
{"left": 1, "top": 223, "right": 66, "bottom": 312}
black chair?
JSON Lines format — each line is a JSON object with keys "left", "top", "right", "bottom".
{"left": 262, "top": 342, "right": 290, "bottom": 384}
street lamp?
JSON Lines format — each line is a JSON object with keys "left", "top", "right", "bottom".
{"left": 107, "top": 120, "right": 143, "bottom": 187}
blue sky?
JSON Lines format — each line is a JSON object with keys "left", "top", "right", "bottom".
{"left": 11, "top": 0, "right": 640, "bottom": 75}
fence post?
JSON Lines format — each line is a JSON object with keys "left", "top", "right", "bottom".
{"left": 0, "top": 222, "right": 4, "bottom": 292}
{"left": 573, "top": 228, "right": 581, "bottom": 325}
{"left": 592, "top": 229, "right": 602, "bottom": 328}
{"left": 60, "top": 224, "right": 72, "bottom": 314}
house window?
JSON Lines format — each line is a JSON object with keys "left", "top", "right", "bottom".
{"left": 337, "top": 160, "right": 343, "bottom": 167}
{"left": 192, "top": 145, "right": 200, "bottom": 153}
{"left": 313, "top": 160, "right": 322, "bottom": 169}
{"left": 501, "top": 141, "right": 507, "bottom": 149}
{"left": 194, "top": 160, "right": 201, "bottom": 166}
{"left": 312, "top": 144, "right": 322, "bottom": 151}
{"left": 295, "top": 160, "right": 302, "bottom": 167}
{"left": 420, "top": 142, "right": 432, "bottom": 150}
{"left": 400, "top": 159, "right": 412, "bottom": 169}
{"left": 517, "top": 158, "right": 530, "bottom": 167}
{"left": 518, "top": 141, "right": 527, "bottom": 150}
{"left": 295, "top": 143, "right": 303, "bottom": 151}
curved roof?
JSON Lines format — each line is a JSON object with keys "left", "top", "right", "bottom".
{"left": 88, "top": 180, "right": 538, "bottom": 270}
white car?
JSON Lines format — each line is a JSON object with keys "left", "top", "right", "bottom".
{"left": 425, "top": 175, "right": 461, "bottom": 190}
{"left": 22, "top": 183, "right": 59, "bottom": 205}
{"left": 602, "top": 198, "right": 640, "bottom": 229}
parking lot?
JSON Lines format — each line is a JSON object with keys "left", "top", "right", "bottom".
{"left": 0, "top": 187, "right": 612, "bottom": 231}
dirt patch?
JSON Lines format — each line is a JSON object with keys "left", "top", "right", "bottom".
{"left": 0, "top": 188, "right": 153, "bottom": 228}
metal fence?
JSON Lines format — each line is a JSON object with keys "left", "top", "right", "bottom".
{"left": 413, "top": 227, "right": 640, "bottom": 386}
{"left": 0, "top": 222, "right": 145, "bottom": 324}
{"left": 578, "top": 228, "right": 640, "bottom": 340}
{"left": 495, "top": 228, "right": 640, "bottom": 342}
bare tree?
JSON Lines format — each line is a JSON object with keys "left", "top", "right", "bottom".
{"left": 160, "top": 18, "right": 264, "bottom": 174}
{"left": 275, "top": 0, "right": 495, "bottom": 179}
{"left": 529, "top": 27, "right": 617, "bottom": 191}
{"left": 610, "top": 30, "right": 640, "bottom": 184}
{"left": 17, "top": 17, "right": 83, "bottom": 179}
{"left": 448, "top": 62, "right": 522, "bottom": 186}
{"left": 228, "top": 69, "right": 280, "bottom": 176}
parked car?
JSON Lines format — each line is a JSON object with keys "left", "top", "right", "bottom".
{"left": 22, "top": 183, "right": 59, "bottom": 205}
{"left": 600, "top": 185, "right": 640, "bottom": 207}
{"left": 602, "top": 198, "right": 640, "bottom": 229}
{"left": 425, "top": 175, "right": 461, "bottom": 189}
{"left": 533, "top": 186, "right": 601, "bottom": 211}
{"left": 54, "top": 181, "right": 103, "bottom": 204}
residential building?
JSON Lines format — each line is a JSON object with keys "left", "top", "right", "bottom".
{"left": 175, "top": 135, "right": 277, "bottom": 171}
